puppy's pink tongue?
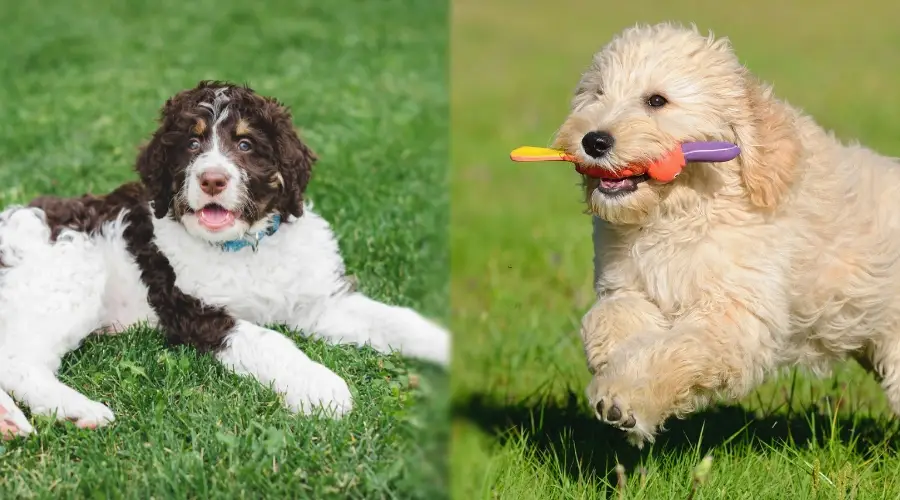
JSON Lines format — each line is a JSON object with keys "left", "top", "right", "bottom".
{"left": 600, "top": 179, "right": 629, "bottom": 190}
{"left": 198, "top": 205, "right": 236, "bottom": 230}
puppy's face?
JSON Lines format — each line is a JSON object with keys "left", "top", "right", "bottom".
{"left": 553, "top": 24, "right": 749, "bottom": 225}
{"left": 137, "top": 81, "right": 316, "bottom": 243}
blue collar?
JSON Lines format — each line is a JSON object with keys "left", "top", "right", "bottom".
{"left": 218, "top": 214, "right": 282, "bottom": 253}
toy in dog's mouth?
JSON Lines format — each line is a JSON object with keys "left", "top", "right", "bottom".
{"left": 509, "top": 142, "right": 741, "bottom": 195}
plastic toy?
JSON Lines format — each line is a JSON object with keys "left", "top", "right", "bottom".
{"left": 509, "top": 141, "right": 741, "bottom": 182}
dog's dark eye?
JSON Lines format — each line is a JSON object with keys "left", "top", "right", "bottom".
{"left": 647, "top": 94, "right": 668, "bottom": 108}
{"left": 188, "top": 138, "right": 201, "bottom": 151}
{"left": 237, "top": 139, "right": 252, "bottom": 152}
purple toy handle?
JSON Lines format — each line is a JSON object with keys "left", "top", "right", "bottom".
{"left": 682, "top": 141, "right": 741, "bottom": 163}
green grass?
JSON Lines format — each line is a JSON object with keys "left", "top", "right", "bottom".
{"left": 0, "top": 0, "right": 448, "bottom": 498}
{"left": 451, "top": 0, "right": 900, "bottom": 498}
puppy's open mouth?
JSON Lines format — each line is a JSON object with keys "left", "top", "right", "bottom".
{"left": 593, "top": 173, "right": 650, "bottom": 196}
{"left": 194, "top": 203, "right": 237, "bottom": 231}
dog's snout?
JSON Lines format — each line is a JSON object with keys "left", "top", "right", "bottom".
{"left": 582, "top": 131, "right": 615, "bottom": 158}
{"left": 199, "top": 170, "right": 230, "bottom": 196}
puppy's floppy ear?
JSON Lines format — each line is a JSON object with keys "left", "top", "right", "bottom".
{"left": 732, "top": 75, "right": 802, "bottom": 210}
{"left": 135, "top": 94, "right": 188, "bottom": 219}
{"left": 136, "top": 131, "right": 175, "bottom": 219}
{"left": 264, "top": 97, "right": 317, "bottom": 218}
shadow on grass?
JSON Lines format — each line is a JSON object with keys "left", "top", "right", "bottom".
{"left": 455, "top": 391, "right": 900, "bottom": 487}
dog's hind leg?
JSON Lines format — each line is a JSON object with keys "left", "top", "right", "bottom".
{"left": 294, "top": 292, "right": 450, "bottom": 366}
{"left": 0, "top": 207, "right": 112, "bottom": 430}
{"left": 861, "top": 337, "right": 900, "bottom": 415}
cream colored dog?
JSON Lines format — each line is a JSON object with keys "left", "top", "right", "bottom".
{"left": 554, "top": 23, "right": 900, "bottom": 447}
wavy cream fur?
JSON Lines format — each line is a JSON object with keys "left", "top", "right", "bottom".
{"left": 556, "top": 23, "right": 900, "bottom": 446}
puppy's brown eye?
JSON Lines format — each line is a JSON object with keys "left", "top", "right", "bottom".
{"left": 237, "top": 139, "right": 252, "bottom": 152}
{"left": 188, "top": 138, "right": 201, "bottom": 151}
{"left": 647, "top": 94, "right": 668, "bottom": 108}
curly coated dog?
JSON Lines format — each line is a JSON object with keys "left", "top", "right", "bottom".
{"left": 0, "top": 81, "right": 449, "bottom": 439}
{"left": 553, "top": 23, "right": 900, "bottom": 446}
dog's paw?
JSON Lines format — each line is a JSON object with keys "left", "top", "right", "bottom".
{"left": 408, "top": 321, "right": 451, "bottom": 367}
{"left": 281, "top": 362, "right": 354, "bottom": 418}
{"left": 388, "top": 309, "right": 451, "bottom": 367}
{"left": 587, "top": 375, "right": 656, "bottom": 448}
{"left": 33, "top": 396, "right": 115, "bottom": 430}
{"left": 0, "top": 395, "right": 34, "bottom": 439}
{"left": 70, "top": 401, "right": 116, "bottom": 430}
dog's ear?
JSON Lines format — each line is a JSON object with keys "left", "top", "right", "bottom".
{"left": 264, "top": 98, "right": 317, "bottom": 219}
{"left": 135, "top": 91, "right": 200, "bottom": 219}
{"left": 732, "top": 76, "right": 801, "bottom": 210}
{"left": 135, "top": 130, "right": 175, "bottom": 220}
{"left": 136, "top": 94, "right": 186, "bottom": 219}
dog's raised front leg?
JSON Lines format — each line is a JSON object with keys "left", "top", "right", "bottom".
{"left": 581, "top": 291, "right": 668, "bottom": 374}
{"left": 588, "top": 302, "right": 783, "bottom": 447}
{"left": 291, "top": 291, "right": 450, "bottom": 367}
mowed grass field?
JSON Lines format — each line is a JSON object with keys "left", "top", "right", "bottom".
{"left": 0, "top": 0, "right": 447, "bottom": 498}
{"left": 451, "top": 0, "right": 900, "bottom": 498}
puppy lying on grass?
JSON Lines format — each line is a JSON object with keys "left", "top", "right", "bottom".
{"left": 0, "top": 81, "right": 449, "bottom": 438}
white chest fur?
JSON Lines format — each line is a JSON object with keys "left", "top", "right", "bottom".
{"left": 98, "top": 206, "right": 350, "bottom": 331}
{"left": 151, "top": 208, "right": 349, "bottom": 326}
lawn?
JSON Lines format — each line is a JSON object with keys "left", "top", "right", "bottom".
{"left": 451, "top": 0, "right": 900, "bottom": 498}
{"left": 0, "top": 0, "right": 448, "bottom": 498}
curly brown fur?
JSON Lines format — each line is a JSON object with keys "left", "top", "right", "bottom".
{"left": 28, "top": 183, "right": 146, "bottom": 239}
{"left": 121, "top": 199, "right": 236, "bottom": 352}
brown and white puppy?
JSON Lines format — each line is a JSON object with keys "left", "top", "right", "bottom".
{"left": 0, "top": 81, "right": 449, "bottom": 439}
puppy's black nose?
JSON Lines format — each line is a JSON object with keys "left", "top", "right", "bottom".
{"left": 581, "top": 131, "right": 615, "bottom": 158}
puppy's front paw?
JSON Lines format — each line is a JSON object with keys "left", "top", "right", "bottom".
{"left": 411, "top": 322, "right": 450, "bottom": 367}
{"left": 34, "top": 396, "right": 115, "bottom": 430}
{"left": 70, "top": 401, "right": 116, "bottom": 430}
{"left": 281, "top": 362, "right": 354, "bottom": 418}
{"left": 587, "top": 374, "right": 657, "bottom": 448}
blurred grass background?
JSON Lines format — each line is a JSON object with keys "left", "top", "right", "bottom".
{"left": 451, "top": 0, "right": 900, "bottom": 498}
{"left": 0, "top": 0, "right": 448, "bottom": 498}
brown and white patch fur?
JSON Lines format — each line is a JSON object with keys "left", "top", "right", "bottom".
{"left": 555, "top": 23, "right": 900, "bottom": 446}
{"left": 0, "top": 81, "right": 450, "bottom": 436}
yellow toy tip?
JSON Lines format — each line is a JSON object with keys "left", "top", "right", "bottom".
{"left": 509, "top": 146, "right": 576, "bottom": 163}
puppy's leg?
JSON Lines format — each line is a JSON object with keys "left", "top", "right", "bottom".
{"left": 588, "top": 304, "right": 778, "bottom": 447}
{"left": 0, "top": 360, "right": 114, "bottom": 429}
{"left": 0, "top": 388, "right": 33, "bottom": 439}
{"left": 0, "top": 207, "right": 111, "bottom": 430}
{"left": 863, "top": 338, "right": 900, "bottom": 415}
{"left": 293, "top": 292, "right": 450, "bottom": 366}
{"left": 121, "top": 207, "right": 353, "bottom": 419}
{"left": 581, "top": 292, "right": 668, "bottom": 374}
{"left": 215, "top": 320, "right": 353, "bottom": 417}
{"left": 585, "top": 218, "right": 668, "bottom": 373}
